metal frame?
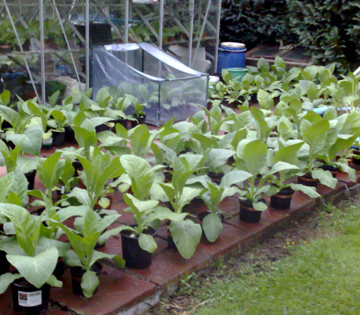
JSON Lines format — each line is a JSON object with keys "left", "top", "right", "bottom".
{"left": 0, "top": 0, "right": 221, "bottom": 102}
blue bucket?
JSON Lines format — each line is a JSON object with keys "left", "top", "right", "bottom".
{"left": 217, "top": 42, "right": 246, "bottom": 73}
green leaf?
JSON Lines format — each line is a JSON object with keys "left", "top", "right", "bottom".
{"left": 139, "top": 233, "right": 157, "bottom": 253}
{"left": 302, "top": 120, "right": 330, "bottom": 155}
{"left": 290, "top": 183, "right": 320, "bottom": 198}
{"left": 8, "top": 124, "right": 43, "bottom": 156}
{"left": 202, "top": 213, "right": 223, "bottom": 243}
{"left": 252, "top": 201, "right": 268, "bottom": 211}
{"left": 169, "top": 220, "right": 202, "bottom": 259}
{"left": 311, "top": 169, "right": 337, "bottom": 189}
{"left": 124, "top": 193, "right": 158, "bottom": 214}
{"left": 37, "top": 152, "right": 63, "bottom": 193}
{"left": 220, "top": 170, "right": 252, "bottom": 188}
{"left": 46, "top": 274, "right": 62, "bottom": 287}
{"left": 0, "top": 90, "right": 11, "bottom": 106}
{"left": 7, "top": 247, "right": 59, "bottom": 288}
{"left": 120, "top": 155, "right": 155, "bottom": 200}
{"left": 268, "top": 161, "right": 299, "bottom": 175}
{"left": 81, "top": 270, "right": 99, "bottom": 298}
{"left": 243, "top": 140, "right": 268, "bottom": 176}
{"left": 130, "top": 124, "right": 150, "bottom": 158}
{"left": 0, "top": 273, "right": 22, "bottom": 294}
{"left": 0, "top": 172, "right": 14, "bottom": 202}
{"left": 0, "top": 203, "right": 41, "bottom": 256}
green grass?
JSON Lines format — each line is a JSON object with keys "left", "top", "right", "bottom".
{"left": 195, "top": 202, "right": 360, "bottom": 315}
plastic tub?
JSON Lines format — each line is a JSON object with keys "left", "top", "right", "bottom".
{"left": 226, "top": 68, "right": 248, "bottom": 82}
{"left": 217, "top": 42, "right": 246, "bottom": 73}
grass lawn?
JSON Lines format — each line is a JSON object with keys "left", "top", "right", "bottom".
{"left": 194, "top": 201, "right": 360, "bottom": 315}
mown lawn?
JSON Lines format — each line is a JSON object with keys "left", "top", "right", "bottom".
{"left": 196, "top": 202, "right": 360, "bottom": 315}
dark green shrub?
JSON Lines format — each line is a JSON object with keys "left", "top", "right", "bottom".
{"left": 286, "top": 0, "right": 360, "bottom": 73}
{"left": 221, "top": 0, "right": 296, "bottom": 50}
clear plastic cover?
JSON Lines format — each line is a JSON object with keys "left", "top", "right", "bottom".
{"left": 92, "top": 43, "right": 208, "bottom": 126}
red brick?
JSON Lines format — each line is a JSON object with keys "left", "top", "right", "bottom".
{"left": 196, "top": 223, "right": 251, "bottom": 258}
{"left": 336, "top": 171, "right": 360, "bottom": 187}
{"left": 129, "top": 249, "right": 211, "bottom": 287}
{"left": 52, "top": 265, "right": 156, "bottom": 315}
{"left": 0, "top": 289, "right": 14, "bottom": 315}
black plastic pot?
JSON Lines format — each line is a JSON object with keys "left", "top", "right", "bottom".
{"left": 95, "top": 124, "right": 111, "bottom": 133}
{"left": 70, "top": 263, "right": 102, "bottom": 296}
{"left": 25, "top": 170, "right": 36, "bottom": 190}
{"left": 164, "top": 166, "right": 173, "bottom": 183}
{"left": 72, "top": 159, "right": 83, "bottom": 177}
{"left": 52, "top": 131, "right": 65, "bottom": 147}
{"left": 298, "top": 173, "right": 319, "bottom": 188}
{"left": 11, "top": 279, "right": 50, "bottom": 314}
{"left": 41, "top": 138, "right": 53, "bottom": 150}
{"left": 64, "top": 126, "right": 76, "bottom": 144}
{"left": 0, "top": 250, "right": 9, "bottom": 276}
{"left": 207, "top": 172, "right": 224, "bottom": 184}
{"left": 270, "top": 187, "right": 294, "bottom": 210}
{"left": 130, "top": 115, "right": 146, "bottom": 128}
{"left": 239, "top": 199, "right": 263, "bottom": 223}
{"left": 353, "top": 150, "right": 360, "bottom": 165}
{"left": 120, "top": 227, "right": 156, "bottom": 269}
{"left": 166, "top": 222, "right": 176, "bottom": 249}
{"left": 320, "top": 164, "right": 339, "bottom": 178}
{"left": 114, "top": 119, "right": 128, "bottom": 130}
{"left": 53, "top": 258, "right": 65, "bottom": 279}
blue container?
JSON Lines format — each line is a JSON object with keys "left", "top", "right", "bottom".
{"left": 217, "top": 42, "right": 246, "bottom": 73}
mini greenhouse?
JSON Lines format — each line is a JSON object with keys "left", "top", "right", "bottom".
{"left": 92, "top": 43, "right": 209, "bottom": 126}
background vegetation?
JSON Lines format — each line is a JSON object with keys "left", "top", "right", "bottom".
{"left": 221, "top": 0, "right": 360, "bottom": 73}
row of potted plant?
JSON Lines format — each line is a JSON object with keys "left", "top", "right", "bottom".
{"left": 211, "top": 58, "right": 360, "bottom": 112}
{"left": 0, "top": 77, "right": 359, "bottom": 313}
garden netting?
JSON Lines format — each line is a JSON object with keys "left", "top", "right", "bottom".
{"left": 92, "top": 43, "right": 209, "bottom": 126}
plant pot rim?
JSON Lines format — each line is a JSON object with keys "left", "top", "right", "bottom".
{"left": 70, "top": 262, "right": 102, "bottom": 278}
{"left": 239, "top": 198, "right": 266, "bottom": 211}
{"left": 120, "top": 226, "right": 156, "bottom": 239}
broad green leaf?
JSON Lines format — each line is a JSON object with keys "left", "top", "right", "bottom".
{"left": 130, "top": 124, "right": 150, "bottom": 158}
{"left": 0, "top": 90, "right": 11, "bottom": 106}
{"left": 37, "top": 152, "right": 63, "bottom": 192}
{"left": 0, "top": 203, "right": 41, "bottom": 256}
{"left": 268, "top": 161, "right": 299, "bottom": 175}
{"left": 8, "top": 124, "right": 43, "bottom": 156}
{"left": 81, "top": 270, "right": 99, "bottom": 298}
{"left": 243, "top": 140, "right": 268, "bottom": 175}
{"left": 311, "top": 169, "right": 337, "bottom": 189}
{"left": 302, "top": 120, "right": 330, "bottom": 155}
{"left": 252, "top": 201, "right": 268, "bottom": 211}
{"left": 46, "top": 274, "right": 62, "bottom": 287}
{"left": 139, "top": 233, "right": 157, "bottom": 253}
{"left": 7, "top": 247, "right": 59, "bottom": 288}
{"left": 202, "top": 213, "right": 223, "bottom": 242}
{"left": 124, "top": 193, "right": 158, "bottom": 213}
{"left": 290, "top": 183, "right": 320, "bottom": 198}
{"left": 0, "top": 172, "right": 14, "bottom": 202}
{"left": 220, "top": 170, "right": 252, "bottom": 188}
{"left": 0, "top": 273, "right": 22, "bottom": 294}
{"left": 169, "top": 220, "right": 201, "bottom": 259}
{"left": 120, "top": 155, "right": 154, "bottom": 200}
{"left": 176, "top": 187, "right": 201, "bottom": 212}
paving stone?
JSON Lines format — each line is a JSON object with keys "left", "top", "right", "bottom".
{"left": 0, "top": 289, "right": 14, "bottom": 315}
{"left": 129, "top": 249, "right": 211, "bottom": 287}
{"left": 196, "top": 222, "right": 252, "bottom": 258}
{"left": 316, "top": 182, "right": 346, "bottom": 204}
{"left": 336, "top": 171, "right": 360, "bottom": 187}
{"left": 52, "top": 265, "right": 156, "bottom": 315}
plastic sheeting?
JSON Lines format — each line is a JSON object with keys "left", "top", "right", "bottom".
{"left": 92, "top": 43, "right": 209, "bottom": 126}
